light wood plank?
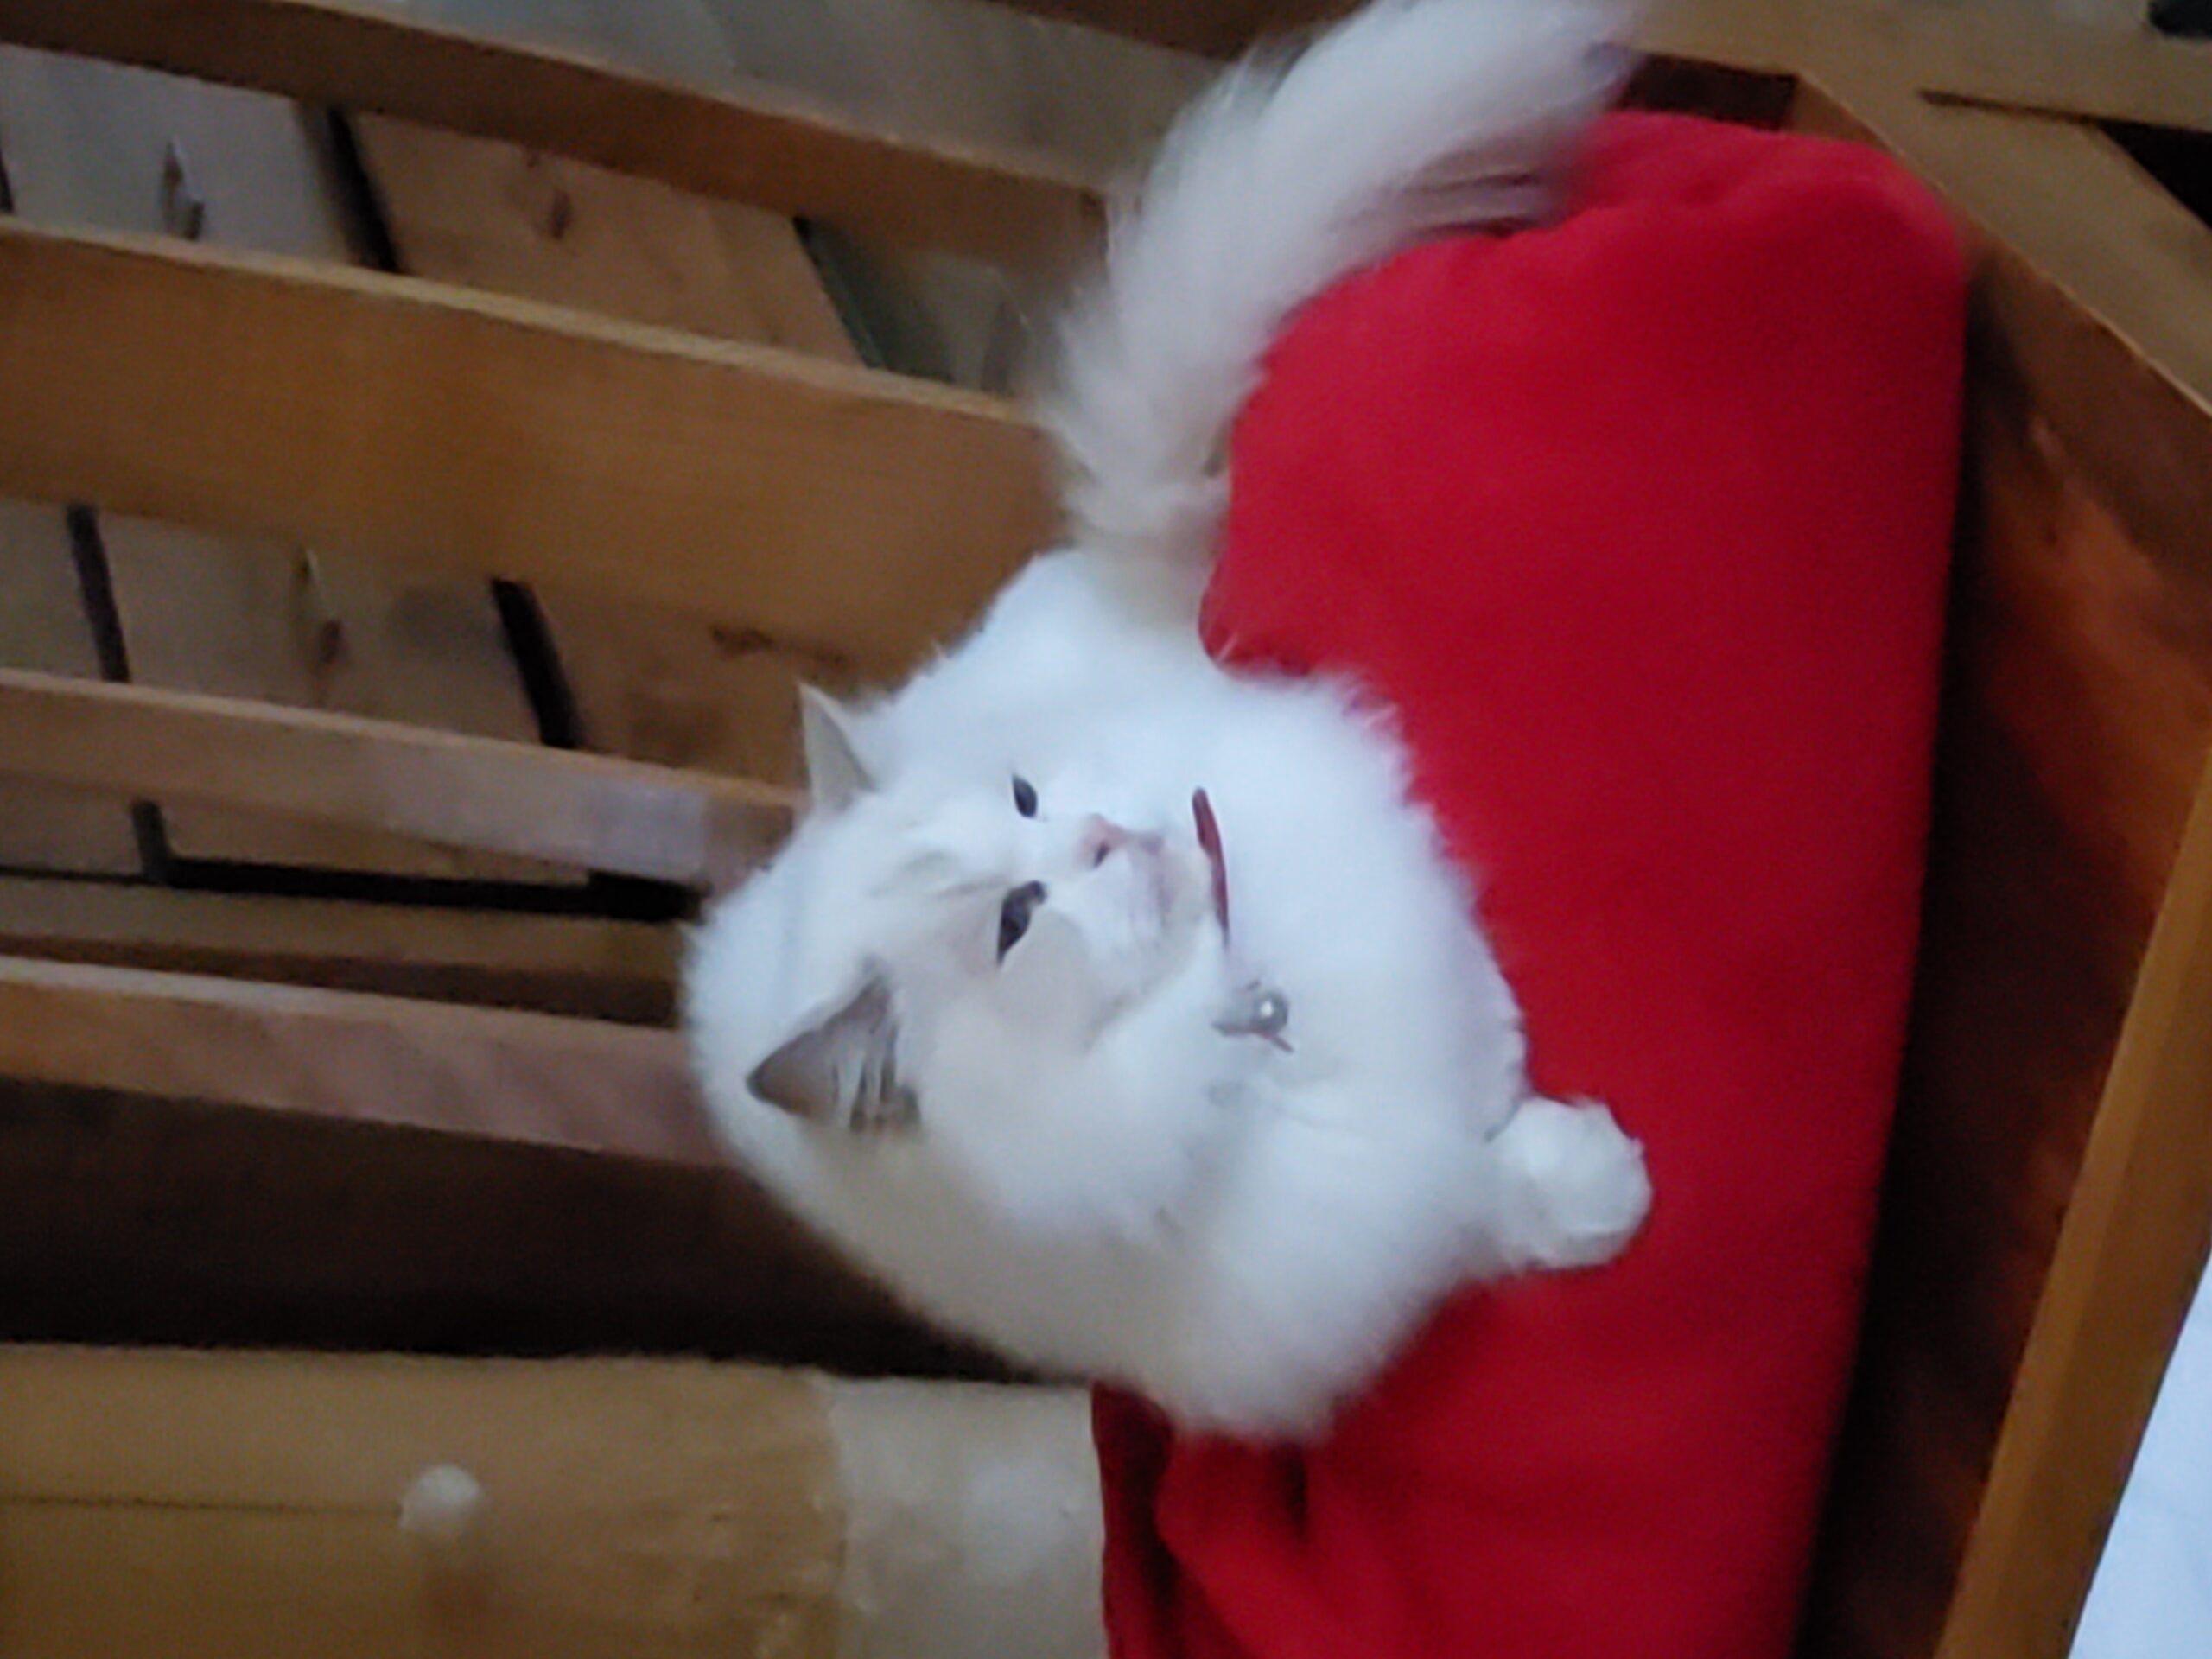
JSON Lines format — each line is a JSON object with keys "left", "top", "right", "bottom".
{"left": 0, "top": 954, "right": 714, "bottom": 1165}
{"left": 964, "top": 0, "right": 1290, "bottom": 58}
{"left": 0, "top": 0, "right": 1103, "bottom": 267}
{"left": 0, "top": 669, "right": 793, "bottom": 888}
{"left": 1809, "top": 2, "right": 2211, "bottom": 133}
{"left": 353, "top": 97, "right": 865, "bottom": 784}
{"left": 0, "top": 46, "right": 556, "bottom": 879}
{"left": 0, "top": 875, "right": 677, "bottom": 1021}
{"left": 0, "top": 1347, "right": 844, "bottom": 1659}
{"left": 982, "top": 0, "right": 2212, "bottom": 134}
{"left": 706, "top": 0, "right": 1204, "bottom": 393}
{"left": 352, "top": 117, "right": 857, "bottom": 351}
{"left": 0, "top": 214, "right": 1055, "bottom": 676}
{"left": 0, "top": 501, "right": 138, "bottom": 874}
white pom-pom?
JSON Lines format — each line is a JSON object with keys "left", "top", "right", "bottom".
{"left": 398, "top": 1464, "right": 486, "bottom": 1561}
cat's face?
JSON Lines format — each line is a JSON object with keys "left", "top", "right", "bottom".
{"left": 734, "top": 688, "right": 1223, "bottom": 1137}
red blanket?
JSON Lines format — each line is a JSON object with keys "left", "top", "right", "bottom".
{"left": 1096, "top": 111, "right": 1966, "bottom": 1659}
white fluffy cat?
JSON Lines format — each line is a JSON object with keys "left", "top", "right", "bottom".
{"left": 686, "top": 0, "right": 1651, "bottom": 1439}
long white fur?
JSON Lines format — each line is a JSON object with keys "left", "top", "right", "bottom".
{"left": 1049, "top": 0, "right": 1632, "bottom": 610}
{"left": 686, "top": 0, "right": 1649, "bottom": 1439}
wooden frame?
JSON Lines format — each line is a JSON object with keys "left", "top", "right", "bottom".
{"left": 0, "top": 668, "right": 793, "bottom": 888}
{"left": 1, "top": 3, "right": 2209, "bottom": 1657}
{"left": 0, "top": 0, "right": 1108, "bottom": 264}
{"left": 992, "top": 0, "right": 2212, "bottom": 132}
{"left": 0, "top": 215, "right": 1051, "bottom": 677}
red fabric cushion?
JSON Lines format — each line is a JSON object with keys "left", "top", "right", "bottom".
{"left": 1095, "top": 111, "right": 1966, "bottom": 1659}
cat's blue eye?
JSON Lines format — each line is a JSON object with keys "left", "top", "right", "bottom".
{"left": 1013, "top": 775, "right": 1039, "bottom": 818}
{"left": 998, "top": 880, "right": 1046, "bottom": 960}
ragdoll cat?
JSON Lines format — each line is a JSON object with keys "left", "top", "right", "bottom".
{"left": 686, "top": 0, "right": 1651, "bottom": 1439}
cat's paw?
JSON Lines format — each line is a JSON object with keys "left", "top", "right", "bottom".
{"left": 1489, "top": 1096, "right": 1651, "bottom": 1272}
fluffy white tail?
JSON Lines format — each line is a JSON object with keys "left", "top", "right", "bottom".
{"left": 1046, "top": 0, "right": 1632, "bottom": 602}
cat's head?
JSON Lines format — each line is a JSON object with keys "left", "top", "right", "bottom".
{"left": 686, "top": 686, "right": 1241, "bottom": 1232}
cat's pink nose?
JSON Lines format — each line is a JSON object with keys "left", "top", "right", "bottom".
{"left": 1081, "top": 816, "right": 1161, "bottom": 869}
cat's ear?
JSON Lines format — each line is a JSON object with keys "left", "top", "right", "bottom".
{"left": 798, "top": 684, "right": 872, "bottom": 815}
{"left": 746, "top": 969, "right": 917, "bottom": 1133}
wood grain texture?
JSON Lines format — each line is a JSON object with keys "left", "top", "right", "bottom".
{"left": 353, "top": 87, "right": 866, "bottom": 785}
{"left": 0, "top": 874, "right": 677, "bottom": 1020}
{"left": 0, "top": 954, "right": 714, "bottom": 1164}
{"left": 0, "top": 46, "right": 556, "bottom": 880}
{"left": 0, "top": 214, "right": 1054, "bottom": 677}
{"left": 982, "top": 0, "right": 2212, "bottom": 133}
{"left": 0, "top": 668, "right": 794, "bottom": 888}
{"left": 1794, "top": 77, "right": 2212, "bottom": 582}
{"left": 0, "top": 1346, "right": 845, "bottom": 1658}
{"left": 1930, "top": 633, "right": 2212, "bottom": 1659}
{"left": 1821, "top": 3, "right": 2209, "bottom": 133}
{"left": 0, "top": 501, "right": 139, "bottom": 875}
{"left": 0, "top": 0, "right": 1104, "bottom": 267}
{"left": 705, "top": 0, "right": 1204, "bottom": 394}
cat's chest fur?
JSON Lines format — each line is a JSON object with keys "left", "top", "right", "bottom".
{"left": 878, "top": 550, "right": 1527, "bottom": 1119}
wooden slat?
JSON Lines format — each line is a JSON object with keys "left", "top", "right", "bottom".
{"left": 1929, "top": 709, "right": 2212, "bottom": 1659}
{"left": 354, "top": 3, "right": 868, "bottom": 785}
{"left": 981, "top": 0, "right": 2212, "bottom": 134}
{"left": 0, "top": 1071, "right": 929, "bottom": 1365}
{"left": 708, "top": 0, "right": 1205, "bottom": 394}
{"left": 0, "top": 669, "right": 793, "bottom": 888}
{"left": 0, "top": 0, "right": 1103, "bottom": 267}
{"left": 0, "top": 501, "right": 138, "bottom": 874}
{"left": 1779, "top": 86, "right": 2212, "bottom": 1659}
{"left": 0, "top": 46, "right": 559, "bottom": 880}
{"left": 0, "top": 959, "right": 960, "bottom": 1369}
{"left": 0, "top": 214, "right": 1053, "bottom": 676}
{"left": 965, "top": 0, "right": 1293, "bottom": 58}
{"left": 0, "top": 875, "right": 677, "bottom": 1021}
{"left": 1807, "top": 2, "right": 2212, "bottom": 135}
{"left": 0, "top": 1347, "right": 845, "bottom": 1659}
{"left": 1794, "top": 74, "right": 2212, "bottom": 620}
{"left": 0, "top": 954, "right": 710, "bottom": 1163}
{"left": 351, "top": 117, "right": 859, "bottom": 352}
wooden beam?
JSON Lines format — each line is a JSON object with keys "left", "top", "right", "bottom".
{"left": 0, "top": 44, "right": 563, "bottom": 883}
{"left": 0, "top": 1346, "right": 849, "bottom": 1659}
{"left": 0, "top": 955, "right": 980, "bottom": 1370}
{"left": 0, "top": 876, "right": 678, "bottom": 1022}
{"left": 1818, "top": 3, "right": 2212, "bottom": 135}
{"left": 709, "top": 0, "right": 1205, "bottom": 387}
{"left": 0, "top": 505, "right": 141, "bottom": 875}
{"left": 982, "top": 0, "right": 2212, "bottom": 134}
{"left": 351, "top": 40, "right": 870, "bottom": 789}
{"left": 0, "top": 668, "right": 792, "bottom": 888}
{"left": 0, "top": 1347, "right": 1098, "bottom": 1658}
{"left": 0, "top": 0, "right": 1105, "bottom": 267}
{"left": 1932, "top": 744, "right": 2212, "bottom": 1659}
{"left": 0, "top": 954, "right": 712, "bottom": 1165}
{"left": 1794, "top": 71, "right": 2212, "bottom": 582}
{"left": 972, "top": 0, "right": 1305, "bottom": 58}
{"left": 0, "top": 215, "right": 1053, "bottom": 675}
